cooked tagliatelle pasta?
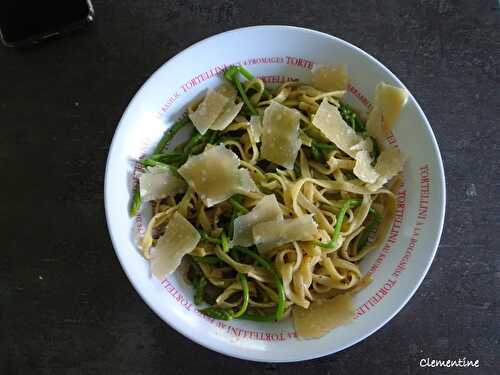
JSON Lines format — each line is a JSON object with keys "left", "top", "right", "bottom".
{"left": 129, "top": 64, "right": 408, "bottom": 339}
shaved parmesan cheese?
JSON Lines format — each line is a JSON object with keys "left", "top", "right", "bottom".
{"left": 249, "top": 115, "right": 262, "bottom": 143}
{"left": 215, "top": 81, "right": 237, "bottom": 102}
{"left": 311, "top": 64, "right": 348, "bottom": 92}
{"left": 367, "top": 82, "right": 408, "bottom": 145}
{"left": 238, "top": 169, "right": 259, "bottom": 193}
{"left": 312, "top": 99, "right": 362, "bottom": 158}
{"left": 150, "top": 212, "right": 201, "bottom": 279}
{"left": 210, "top": 102, "right": 244, "bottom": 130}
{"left": 261, "top": 101, "right": 301, "bottom": 169}
{"left": 139, "top": 166, "right": 186, "bottom": 202}
{"left": 350, "top": 137, "right": 373, "bottom": 153}
{"left": 253, "top": 214, "right": 319, "bottom": 253}
{"left": 366, "top": 107, "right": 385, "bottom": 146}
{"left": 353, "top": 150, "right": 379, "bottom": 184}
{"left": 178, "top": 145, "right": 258, "bottom": 207}
{"left": 293, "top": 293, "right": 355, "bottom": 339}
{"left": 188, "top": 90, "right": 228, "bottom": 134}
{"left": 367, "top": 147, "right": 407, "bottom": 191}
{"left": 232, "top": 195, "right": 283, "bottom": 247}
{"left": 374, "top": 82, "right": 408, "bottom": 130}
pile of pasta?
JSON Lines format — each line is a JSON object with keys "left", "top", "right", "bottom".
{"left": 132, "top": 64, "right": 408, "bottom": 339}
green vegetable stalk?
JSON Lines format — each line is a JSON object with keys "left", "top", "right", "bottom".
{"left": 153, "top": 116, "right": 190, "bottom": 154}
{"left": 224, "top": 66, "right": 258, "bottom": 115}
{"left": 235, "top": 66, "right": 272, "bottom": 98}
{"left": 191, "top": 255, "right": 222, "bottom": 265}
{"left": 316, "top": 199, "right": 362, "bottom": 249}
{"left": 194, "top": 276, "right": 207, "bottom": 305}
{"left": 198, "top": 231, "right": 285, "bottom": 322}
{"left": 229, "top": 195, "right": 249, "bottom": 214}
{"left": 233, "top": 247, "right": 286, "bottom": 322}
{"left": 232, "top": 273, "right": 250, "bottom": 318}
{"left": 198, "top": 229, "right": 223, "bottom": 245}
{"left": 129, "top": 188, "right": 142, "bottom": 217}
{"left": 129, "top": 116, "right": 190, "bottom": 217}
{"left": 357, "top": 208, "right": 382, "bottom": 250}
{"left": 339, "top": 102, "right": 366, "bottom": 132}
{"left": 221, "top": 232, "right": 230, "bottom": 253}
{"left": 199, "top": 306, "right": 234, "bottom": 320}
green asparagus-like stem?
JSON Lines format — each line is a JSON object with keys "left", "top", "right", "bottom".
{"left": 194, "top": 276, "right": 207, "bottom": 305}
{"left": 130, "top": 117, "right": 189, "bottom": 217}
{"left": 224, "top": 66, "right": 258, "bottom": 115}
{"left": 315, "top": 199, "right": 362, "bottom": 249}
{"left": 129, "top": 188, "right": 142, "bottom": 217}
{"left": 198, "top": 229, "right": 223, "bottom": 245}
{"left": 138, "top": 159, "right": 172, "bottom": 168}
{"left": 229, "top": 196, "right": 249, "bottom": 214}
{"left": 357, "top": 208, "right": 383, "bottom": 250}
{"left": 221, "top": 232, "right": 230, "bottom": 253}
{"left": 153, "top": 117, "right": 190, "bottom": 154}
{"left": 199, "top": 306, "right": 234, "bottom": 320}
{"left": 339, "top": 102, "right": 366, "bottom": 133}
{"left": 191, "top": 255, "right": 222, "bottom": 265}
{"left": 234, "top": 72, "right": 258, "bottom": 115}
{"left": 310, "top": 143, "right": 322, "bottom": 161}
{"left": 235, "top": 66, "right": 272, "bottom": 98}
{"left": 312, "top": 141, "right": 337, "bottom": 151}
{"left": 234, "top": 247, "right": 286, "bottom": 321}
{"left": 232, "top": 273, "right": 250, "bottom": 318}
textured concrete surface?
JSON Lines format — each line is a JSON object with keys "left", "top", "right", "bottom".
{"left": 1, "top": 0, "right": 499, "bottom": 374}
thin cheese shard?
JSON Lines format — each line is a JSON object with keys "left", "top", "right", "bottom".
{"left": 350, "top": 137, "right": 373, "bottom": 153}
{"left": 311, "top": 64, "right": 348, "bottom": 92}
{"left": 188, "top": 90, "right": 229, "bottom": 134}
{"left": 367, "top": 147, "right": 407, "bottom": 191}
{"left": 139, "top": 166, "right": 187, "bottom": 202}
{"left": 312, "top": 99, "right": 362, "bottom": 158}
{"left": 293, "top": 293, "right": 355, "bottom": 339}
{"left": 253, "top": 214, "right": 319, "bottom": 253}
{"left": 353, "top": 150, "right": 379, "bottom": 184}
{"left": 261, "top": 101, "right": 301, "bottom": 169}
{"left": 238, "top": 169, "right": 259, "bottom": 193}
{"left": 150, "top": 212, "right": 201, "bottom": 279}
{"left": 210, "top": 102, "right": 244, "bottom": 130}
{"left": 367, "top": 82, "right": 408, "bottom": 145}
{"left": 232, "top": 195, "right": 283, "bottom": 247}
{"left": 178, "top": 145, "right": 258, "bottom": 207}
{"left": 249, "top": 115, "right": 262, "bottom": 143}
{"left": 215, "top": 81, "right": 237, "bottom": 102}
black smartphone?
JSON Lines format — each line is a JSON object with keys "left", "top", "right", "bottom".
{"left": 0, "top": 0, "right": 94, "bottom": 47}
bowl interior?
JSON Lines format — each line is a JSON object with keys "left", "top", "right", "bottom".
{"left": 105, "top": 26, "right": 445, "bottom": 362}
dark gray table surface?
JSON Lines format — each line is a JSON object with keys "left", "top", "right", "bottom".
{"left": 1, "top": 1, "right": 499, "bottom": 374}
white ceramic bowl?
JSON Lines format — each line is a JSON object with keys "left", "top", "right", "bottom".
{"left": 104, "top": 26, "right": 445, "bottom": 362}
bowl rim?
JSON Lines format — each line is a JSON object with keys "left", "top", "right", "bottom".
{"left": 104, "top": 25, "right": 446, "bottom": 362}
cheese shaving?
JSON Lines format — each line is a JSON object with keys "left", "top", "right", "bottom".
{"left": 232, "top": 195, "right": 283, "bottom": 247}
{"left": 293, "top": 294, "right": 355, "bottom": 339}
{"left": 261, "top": 101, "right": 301, "bottom": 169}
{"left": 188, "top": 89, "right": 229, "bottom": 134}
{"left": 312, "top": 99, "right": 362, "bottom": 158}
{"left": 211, "top": 102, "right": 244, "bottom": 131}
{"left": 311, "top": 64, "right": 349, "bottom": 92}
{"left": 178, "top": 145, "right": 257, "bottom": 207}
{"left": 139, "top": 166, "right": 186, "bottom": 202}
{"left": 353, "top": 150, "right": 379, "bottom": 184}
{"left": 253, "top": 214, "right": 319, "bottom": 254}
{"left": 150, "top": 212, "right": 201, "bottom": 279}
{"left": 249, "top": 115, "right": 262, "bottom": 143}
{"left": 367, "top": 147, "right": 407, "bottom": 191}
{"left": 215, "top": 81, "right": 237, "bottom": 102}
{"left": 367, "top": 82, "right": 409, "bottom": 145}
